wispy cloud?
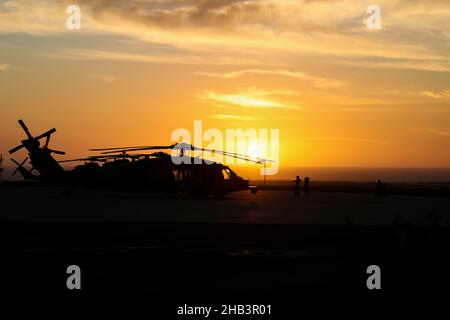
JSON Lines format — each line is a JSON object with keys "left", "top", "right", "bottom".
{"left": 39, "top": 48, "right": 264, "bottom": 66}
{"left": 205, "top": 92, "right": 285, "bottom": 109}
{"left": 210, "top": 114, "right": 253, "bottom": 121}
{"left": 2, "top": 0, "right": 450, "bottom": 73}
{"left": 0, "top": 63, "right": 8, "bottom": 71}
{"left": 90, "top": 73, "right": 117, "bottom": 82}
{"left": 420, "top": 90, "right": 450, "bottom": 99}
{"left": 195, "top": 69, "right": 307, "bottom": 79}
{"left": 239, "top": 88, "right": 302, "bottom": 96}
{"left": 202, "top": 88, "right": 300, "bottom": 110}
{"left": 340, "top": 59, "right": 450, "bottom": 73}
{"left": 413, "top": 128, "right": 450, "bottom": 137}
{"left": 195, "top": 69, "right": 343, "bottom": 88}
{"left": 299, "top": 137, "right": 390, "bottom": 145}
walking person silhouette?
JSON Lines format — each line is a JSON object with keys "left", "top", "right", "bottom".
{"left": 293, "top": 176, "right": 302, "bottom": 197}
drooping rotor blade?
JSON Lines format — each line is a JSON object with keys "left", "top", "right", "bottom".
{"left": 9, "top": 144, "right": 24, "bottom": 154}
{"left": 20, "top": 157, "right": 28, "bottom": 166}
{"left": 92, "top": 142, "right": 275, "bottom": 163}
{"left": 44, "top": 135, "right": 51, "bottom": 148}
{"left": 11, "top": 158, "right": 21, "bottom": 167}
{"left": 191, "top": 145, "right": 274, "bottom": 164}
{"left": 18, "top": 120, "right": 33, "bottom": 139}
{"left": 170, "top": 142, "right": 273, "bottom": 164}
{"left": 213, "top": 150, "right": 259, "bottom": 163}
{"left": 214, "top": 149, "right": 274, "bottom": 164}
{"left": 11, "top": 157, "right": 28, "bottom": 175}
{"left": 35, "top": 128, "right": 56, "bottom": 140}
{"left": 47, "top": 149, "right": 65, "bottom": 155}
{"left": 11, "top": 159, "right": 21, "bottom": 175}
{"left": 172, "top": 144, "right": 257, "bottom": 163}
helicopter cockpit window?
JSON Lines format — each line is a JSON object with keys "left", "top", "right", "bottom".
{"left": 222, "top": 168, "right": 231, "bottom": 180}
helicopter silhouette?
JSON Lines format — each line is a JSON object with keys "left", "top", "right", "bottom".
{"left": 9, "top": 120, "right": 270, "bottom": 197}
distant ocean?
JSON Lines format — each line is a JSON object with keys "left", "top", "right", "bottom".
{"left": 2, "top": 166, "right": 450, "bottom": 184}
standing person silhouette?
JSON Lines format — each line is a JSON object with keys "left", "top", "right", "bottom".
{"left": 304, "top": 176, "right": 311, "bottom": 198}
{"left": 292, "top": 176, "right": 301, "bottom": 197}
{"left": 375, "top": 179, "right": 386, "bottom": 197}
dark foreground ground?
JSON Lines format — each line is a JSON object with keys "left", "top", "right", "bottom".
{"left": 1, "top": 185, "right": 449, "bottom": 315}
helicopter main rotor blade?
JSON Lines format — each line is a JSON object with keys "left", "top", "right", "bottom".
{"left": 98, "top": 145, "right": 176, "bottom": 155}
{"left": 58, "top": 154, "right": 126, "bottom": 163}
{"left": 9, "top": 144, "right": 24, "bottom": 154}
{"left": 59, "top": 157, "right": 97, "bottom": 163}
{"left": 214, "top": 150, "right": 259, "bottom": 163}
{"left": 91, "top": 142, "right": 274, "bottom": 163}
{"left": 191, "top": 146, "right": 274, "bottom": 164}
{"left": 11, "top": 159, "right": 21, "bottom": 175}
{"left": 11, "top": 158, "right": 21, "bottom": 167}
{"left": 11, "top": 157, "right": 28, "bottom": 175}
{"left": 44, "top": 135, "right": 51, "bottom": 148}
{"left": 18, "top": 120, "right": 33, "bottom": 139}
{"left": 89, "top": 146, "right": 155, "bottom": 151}
{"left": 175, "top": 144, "right": 258, "bottom": 163}
{"left": 47, "top": 149, "right": 65, "bottom": 155}
{"left": 215, "top": 149, "right": 274, "bottom": 163}
{"left": 20, "top": 157, "right": 29, "bottom": 166}
{"left": 35, "top": 128, "right": 56, "bottom": 140}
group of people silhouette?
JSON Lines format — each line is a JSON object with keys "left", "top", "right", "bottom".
{"left": 292, "top": 175, "right": 310, "bottom": 198}
{"left": 291, "top": 176, "right": 389, "bottom": 199}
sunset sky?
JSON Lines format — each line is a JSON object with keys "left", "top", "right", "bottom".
{"left": 1, "top": 0, "right": 449, "bottom": 173}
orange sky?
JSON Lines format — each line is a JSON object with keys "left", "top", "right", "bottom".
{"left": 1, "top": 0, "right": 449, "bottom": 173}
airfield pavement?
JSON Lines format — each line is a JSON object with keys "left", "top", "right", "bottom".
{"left": 1, "top": 185, "right": 450, "bottom": 308}
{"left": 1, "top": 186, "right": 449, "bottom": 226}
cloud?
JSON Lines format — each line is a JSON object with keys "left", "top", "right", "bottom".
{"left": 299, "top": 137, "right": 389, "bottom": 145}
{"left": 1, "top": 0, "right": 450, "bottom": 74}
{"left": 202, "top": 88, "right": 300, "bottom": 109}
{"left": 239, "top": 88, "right": 302, "bottom": 96}
{"left": 413, "top": 128, "right": 450, "bottom": 137}
{"left": 340, "top": 59, "right": 450, "bottom": 73}
{"left": 0, "top": 63, "right": 8, "bottom": 71}
{"left": 39, "top": 48, "right": 265, "bottom": 66}
{"left": 210, "top": 114, "right": 253, "bottom": 121}
{"left": 205, "top": 91, "right": 285, "bottom": 109}
{"left": 90, "top": 73, "right": 117, "bottom": 82}
{"left": 336, "top": 107, "right": 393, "bottom": 112}
{"left": 420, "top": 90, "right": 450, "bottom": 99}
{"left": 195, "top": 69, "right": 307, "bottom": 79}
{"left": 195, "top": 68, "right": 343, "bottom": 88}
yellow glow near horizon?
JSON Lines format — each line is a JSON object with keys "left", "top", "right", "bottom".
{"left": 0, "top": 0, "right": 449, "bottom": 170}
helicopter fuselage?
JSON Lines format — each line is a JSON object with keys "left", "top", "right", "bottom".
{"left": 9, "top": 120, "right": 257, "bottom": 197}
